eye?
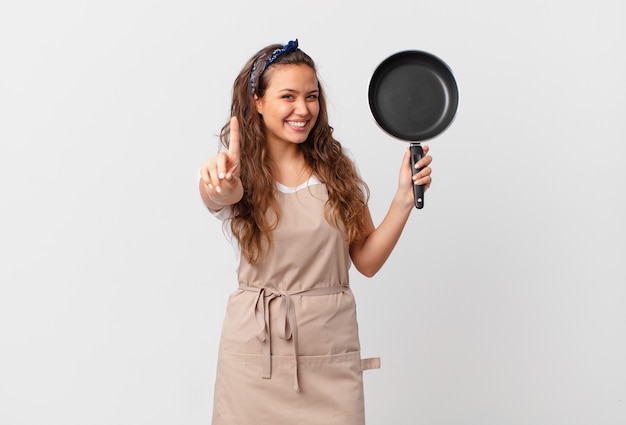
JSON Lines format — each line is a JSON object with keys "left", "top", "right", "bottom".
{"left": 281, "top": 94, "right": 294, "bottom": 100}
{"left": 307, "top": 93, "right": 319, "bottom": 100}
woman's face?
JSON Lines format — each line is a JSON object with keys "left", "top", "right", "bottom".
{"left": 255, "top": 64, "right": 320, "bottom": 148}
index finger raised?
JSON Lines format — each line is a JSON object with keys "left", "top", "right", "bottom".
{"left": 228, "top": 116, "right": 241, "bottom": 159}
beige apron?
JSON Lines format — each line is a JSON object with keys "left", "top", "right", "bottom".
{"left": 212, "top": 183, "right": 379, "bottom": 425}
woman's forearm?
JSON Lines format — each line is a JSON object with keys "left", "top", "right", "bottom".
{"left": 350, "top": 193, "right": 413, "bottom": 277}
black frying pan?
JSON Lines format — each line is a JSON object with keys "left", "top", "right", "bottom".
{"left": 368, "top": 50, "right": 459, "bottom": 209}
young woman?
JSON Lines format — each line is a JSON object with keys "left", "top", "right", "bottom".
{"left": 199, "top": 39, "right": 432, "bottom": 425}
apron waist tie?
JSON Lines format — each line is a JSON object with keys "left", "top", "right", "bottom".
{"left": 239, "top": 284, "right": 349, "bottom": 392}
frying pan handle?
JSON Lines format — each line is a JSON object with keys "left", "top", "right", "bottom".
{"left": 410, "top": 143, "right": 424, "bottom": 209}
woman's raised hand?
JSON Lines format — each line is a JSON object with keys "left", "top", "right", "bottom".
{"left": 200, "top": 117, "right": 243, "bottom": 207}
{"left": 397, "top": 144, "right": 433, "bottom": 208}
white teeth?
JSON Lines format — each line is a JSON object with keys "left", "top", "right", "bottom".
{"left": 287, "top": 121, "right": 306, "bottom": 127}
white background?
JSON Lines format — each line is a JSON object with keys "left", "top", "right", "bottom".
{"left": 1, "top": 1, "right": 625, "bottom": 424}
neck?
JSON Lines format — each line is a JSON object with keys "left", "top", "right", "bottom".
{"left": 268, "top": 144, "right": 310, "bottom": 188}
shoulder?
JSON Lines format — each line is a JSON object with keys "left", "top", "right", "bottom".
{"left": 342, "top": 146, "right": 356, "bottom": 161}
{"left": 341, "top": 147, "right": 361, "bottom": 176}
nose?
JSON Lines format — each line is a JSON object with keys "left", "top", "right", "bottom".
{"left": 294, "top": 98, "right": 309, "bottom": 116}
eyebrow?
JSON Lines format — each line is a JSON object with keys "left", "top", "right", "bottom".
{"left": 278, "top": 88, "right": 319, "bottom": 94}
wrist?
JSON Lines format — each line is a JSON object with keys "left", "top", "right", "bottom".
{"left": 392, "top": 190, "right": 415, "bottom": 212}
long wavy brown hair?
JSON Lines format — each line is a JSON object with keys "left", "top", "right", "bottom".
{"left": 219, "top": 43, "right": 369, "bottom": 264}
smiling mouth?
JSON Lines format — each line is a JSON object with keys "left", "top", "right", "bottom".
{"left": 286, "top": 120, "right": 307, "bottom": 128}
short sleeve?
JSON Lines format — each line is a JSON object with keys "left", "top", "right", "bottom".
{"left": 342, "top": 147, "right": 368, "bottom": 199}
{"left": 342, "top": 147, "right": 362, "bottom": 177}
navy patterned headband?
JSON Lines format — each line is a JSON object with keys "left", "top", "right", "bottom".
{"left": 250, "top": 39, "right": 300, "bottom": 94}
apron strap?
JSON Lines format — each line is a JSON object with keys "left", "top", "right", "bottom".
{"left": 360, "top": 357, "right": 381, "bottom": 371}
{"left": 240, "top": 285, "right": 350, "bottom": 392}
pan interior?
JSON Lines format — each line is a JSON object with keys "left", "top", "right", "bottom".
{"left": 369, "top": 52, "right": 458, "bottom": 141}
